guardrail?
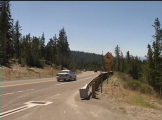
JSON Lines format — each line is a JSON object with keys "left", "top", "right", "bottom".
{"left": 79, "top": 72, "right": 112, "bottom": 99}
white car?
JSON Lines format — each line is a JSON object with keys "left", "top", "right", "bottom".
{"left": 56, "top": 70, "right": 77, "bottom": 82}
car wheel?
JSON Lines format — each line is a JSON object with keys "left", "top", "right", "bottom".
{"left": 57, "top": 79, "right": 60, "bottom": 82}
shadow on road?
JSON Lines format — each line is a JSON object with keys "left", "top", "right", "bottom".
{"left": 81, "top": 92, "right": 100, "bottom": 100}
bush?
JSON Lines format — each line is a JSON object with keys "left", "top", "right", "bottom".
{"left": 115, "top": 72, "right": 154, "bottom": 94}
{"left": 126, "top": 80, "right": 154, "bottom": 94}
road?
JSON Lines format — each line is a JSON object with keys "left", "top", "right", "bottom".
{"left": 1, "top": 71, "right": 122, "bottom": 120}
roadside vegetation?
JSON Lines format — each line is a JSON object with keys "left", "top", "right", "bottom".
{"left": 103, "top": 72, "right": 162, "bottom": 110}
{"left": 112, "top": 18, "right": 162, "bottom": 94}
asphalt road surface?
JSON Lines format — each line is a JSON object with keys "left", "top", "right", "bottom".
{"left": 1, "top": 71, "right": 122, "bottom": 120}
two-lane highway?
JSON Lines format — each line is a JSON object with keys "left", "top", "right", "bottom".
{"left": 1, "top": 71, "right": 99, "bottom": 120}
{"left": 1, "top": 71, "right": 127, "bottom": 120}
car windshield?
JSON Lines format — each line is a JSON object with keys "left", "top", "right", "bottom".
{"left": 59, "top": 71, "right": 69, "bottom": 73}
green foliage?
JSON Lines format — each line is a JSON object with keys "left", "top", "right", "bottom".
{"left": 0, "top": 1, "right": 14, "bottom": 65}
{"left": 113, "top": 46, "right": 142, "bottom": 80}
{"left": 13, "top": 20, "right": 21, "bottom": 60}
{"left": 125, "top": 80, "right": 154, "bottom": 94}
{"left": 69, "top": 51, "right": 103, "bottom": 71}
{"left": 116, "top": 72, "right": 154, "bottom": 94}
{"left": 143, "top": 18, "right": 162, "bottom": 93}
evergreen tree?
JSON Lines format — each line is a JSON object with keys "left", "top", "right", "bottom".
{"left": 40, "top": 33, "right": 45, "bottom": 59}
{"left": 46, "top": 38, "right": 56, "bottom": 63}
{"left": 57, "top": 28, "right": 70, "bottom": 68}
{"left": 152, "top": 18, "right": 162, "bottom": 92}
{"left": 0, "top": 1, "right": 14, "bottom": 65}
{"left": 143, "top": 18, "right": 162, "bottom": 93}
{"left": 13, "top": 20, "right": 21, "bottom": 62}
{"left": 114, "top": 45, "right": 121, "bottom": 71}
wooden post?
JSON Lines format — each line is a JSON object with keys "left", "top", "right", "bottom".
{"left": 101, "top": 73, "right": 103, "bottom": 93}
{"left": 107, "top": 72, "right": 109, "bottom": 84}
{"left": 92, "top": 81, "right": 96, "bottom": 98}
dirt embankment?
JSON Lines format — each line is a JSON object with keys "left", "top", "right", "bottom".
{"left": 80, "top": 75, "right": 162, "bottom": 120}
{"left": 1, "top": 64, "right": 59, "bottom": 81}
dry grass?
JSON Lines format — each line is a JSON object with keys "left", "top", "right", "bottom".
{"left": 2, "top": 64, "right": 60, "bottom": 81}
{"left": 102, "top": 73, "right": 162, "bottom": 110}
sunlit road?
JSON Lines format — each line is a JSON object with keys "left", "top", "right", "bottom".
{"left": 1, "top": 71, "right": 122, "bottom": 120}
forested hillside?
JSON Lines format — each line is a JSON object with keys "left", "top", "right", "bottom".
{"left": 69, "top": 51, "right": 103, "bottom": 71}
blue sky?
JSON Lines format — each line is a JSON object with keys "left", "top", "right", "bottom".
{"left": 10, "top": 1, "right": 162, "bottom": 58}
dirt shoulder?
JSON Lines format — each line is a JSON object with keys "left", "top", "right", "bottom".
{"left": 76, "top": 75, "right": 162, "bottom": 120}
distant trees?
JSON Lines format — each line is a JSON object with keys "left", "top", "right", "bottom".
{"left": 142, "top": 18, "right": 162, "bottom": 93}
{"left": 113, "top": 45, "right": 142, "bottom": 80}
{"left": 13, "top": 20, "right": 21, "bottom": 62}
{"left": 69, "top": 51, "right": 103, "bottom": 71}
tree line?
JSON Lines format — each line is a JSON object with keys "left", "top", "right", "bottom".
{"left": 0, "top": 1, "right": 71, "bottom": 68}
{"left": 112, "top": 18, "right": 162, "bottom": 93}
{"left": 0, "top": 1, "right": 102, "bottom": 70}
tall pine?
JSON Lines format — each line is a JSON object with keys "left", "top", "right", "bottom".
{"left": 57, "top": 28, "right": 70, "bottom": 69}
{"left": 0, "top": 1, "right": 13, "bottom": 66}
{"left": 13, "top": 20, "right": 21, "bottom": 62}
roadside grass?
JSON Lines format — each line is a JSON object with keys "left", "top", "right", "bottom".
{"left": 103, "top": 71, "right": 162, "bottom": 110}
{"left": 125, "top": 95, "right": 156, "bottom": 109}
{"left": 2, "top": 65, "right": 60, "bottom": 81}
{"left": 26, "top": 68, "right": 37, "bottom": 72}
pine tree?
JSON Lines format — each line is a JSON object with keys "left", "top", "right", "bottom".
{"left": 57, "top": 28, "right": 70, "bottom": 68}
{"left": 0, "top": 1, "right": 14, "bottom": 66}
{"left": 114, "top": 45, "right": 121, "bottom": 71}
{"left": 143, "top": 18, "right": 162, "bottom": 92}
{"left": 40, "top": 33, "right": 45, "bottom": 59}
{"left": 13, "top": 20, "right": 21, "bottom": 62}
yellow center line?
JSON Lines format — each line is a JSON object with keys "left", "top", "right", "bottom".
{"left": 1, "top": 80, "right": 55, "bottom": 88}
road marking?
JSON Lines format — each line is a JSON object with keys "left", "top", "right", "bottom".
{"left": 17, "top": 91, "right": 23, "bottom": 93}
{"left": 1, "top": 80, "right": 55, "bottom": 88}
{"left": 1, "top": 89, "right": 34, "bottom": 96}
{"left": 55, "top": 76, "right": 98, "bottom": 86}
{"left": 0, "top": 101, "right": 53, "bottom": 118}
{"left": 56, "top": 83, "right": 69, "bottom": 86}
{"left": 1, "top": 92, "right": 14, "bottom": 96}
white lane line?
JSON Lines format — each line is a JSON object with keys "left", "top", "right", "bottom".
{"left": 1, "top": 92, "right": 14, "bottom": 96}
{"left": 0, "top": 101, "right": 53, "bottom": 118}
{"left": 17, "top": 91, "right": 23, "bottom": 93}
{"left": 56, "top": 83, "right": 69, "bottom": 86}
{"left": 25, "top": 89, "right": 34, "bottom": 92}
{"left": 55, "top": 76, "right": 98, "bottom": 86}
{"left": 1, "top": 89, "right": 34, "bottom": 96}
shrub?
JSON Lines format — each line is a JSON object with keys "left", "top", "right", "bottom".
{"left": 127, "top": 80, "right": 154, "bottom": 94}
